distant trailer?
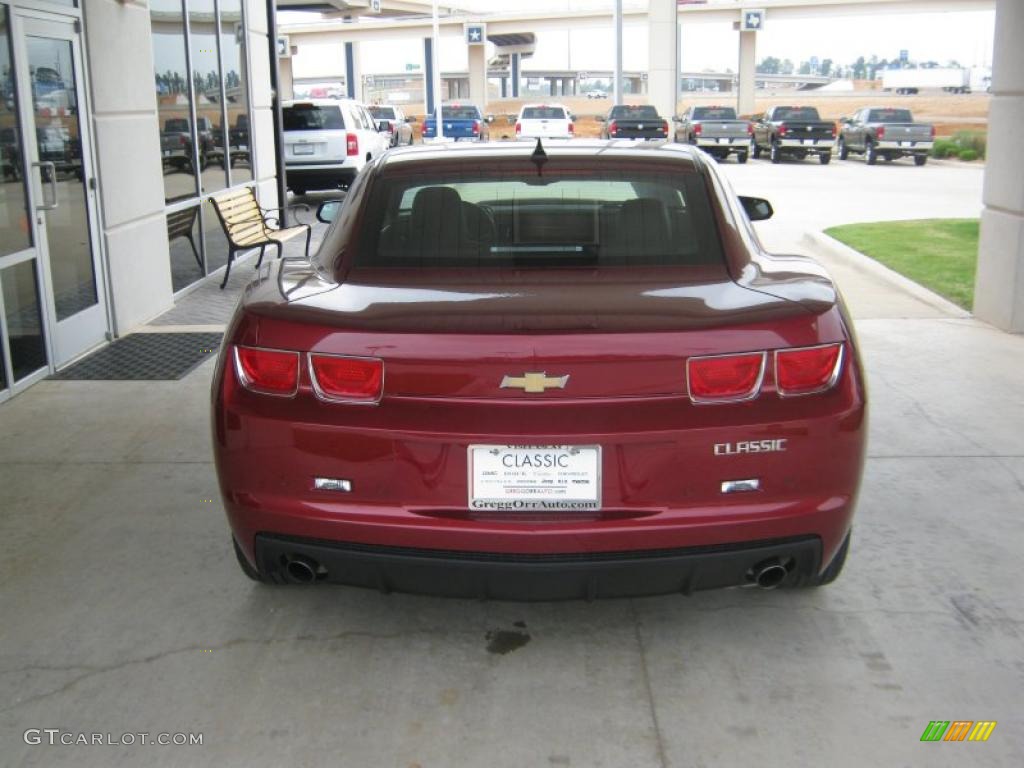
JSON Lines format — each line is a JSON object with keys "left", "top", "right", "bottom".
{"left": 880, "top": 67, "right": 971, "bottom": 95}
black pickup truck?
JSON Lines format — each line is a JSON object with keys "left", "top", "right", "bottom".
{"left": 161, "top": 116, "right": 218, "bottom": 172}
{"left": 837, "top": 107, "right": 935, "bottom": 166}
{"left": 598, "top": 104, "right": 669, "bottom": 141}
{"left": 751, "top": 106, "right": 836, "bottom": 164}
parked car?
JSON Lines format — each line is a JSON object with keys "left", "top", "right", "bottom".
{"left": 227, "top": 114, "right": 250, "bottom": 167}
{"left": 368, "top": 104, "right": 414, "bottom": 147}
{"left": 160, "top": 116, "right": 217, "bottom": 172}
{"left": 837, "top": 107, "right": 935, "bottom": 166}
{"left": 598, "top": 104, "right": 669, "bottom": 141}
{"left": 514, "top": 103, "right": 574, "bottom": 140}
{"left": 213, "top": 140, "right": 867, "bottom": 599}
{"left": 751, "top": 106, "right": 836, "bottom": 164}
{"left": 281, "top": 98, "right": 390, "bottom": 194}
{"left": 586, "top": 90, "right": 607, "bottom": 100}
{"left": 674, "top": 105, "right": 751, "bottom": 163}
{"left": 421, "top": 102, "right": 488, "bottom": 142}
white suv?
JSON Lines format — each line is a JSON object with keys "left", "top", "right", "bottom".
{"left": 282, "top": 98, "right": 390, "bottom": 194}
{"left": 514, "top": 103, "right": 574, "bottom": 140}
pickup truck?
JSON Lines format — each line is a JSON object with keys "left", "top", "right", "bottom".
{"left": 515, "top": 103, "right": 574, "bottom": 140}
{"left": 751, "top": 106, "right": 836, "bottom": 164}
{"left": 837, "top": 107, "right": 935, "bottom": 166}
{"left": 161, "top": 116, "right": 218, "bottom": 172}
{"left": 598, "top": 105, "right": 669, "bottom": 141}
{"left": 421, "top": 103, "right": 489, "bottom": 142}
{"left": 674, "top": 105, "right": 751, "bottom": 163}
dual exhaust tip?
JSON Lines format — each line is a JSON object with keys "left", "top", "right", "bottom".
{"left": 283, "top": 554, "right": 323, "bottom": 584}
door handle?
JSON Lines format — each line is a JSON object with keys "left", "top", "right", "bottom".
{"left": 32, "top": 161, "right": 58, "bottom": 211}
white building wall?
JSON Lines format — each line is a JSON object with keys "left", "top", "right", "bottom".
{"left": 83, "top": 0, "right": 173, "bottom": 334}
{"left": 247, "top": 0, "right": 280, "bottom": 213}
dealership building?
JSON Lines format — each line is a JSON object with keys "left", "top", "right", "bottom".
{"left": 0, "top": 0, "right": 1021, "bottom": 404}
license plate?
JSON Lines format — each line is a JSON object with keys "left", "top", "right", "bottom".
{"left": 293, "top": 144, "right": 314, "bottom": 155}
{"left": 899, "top": 141, "right": 910, "bottom": 147}
{"left": 718, "top": 137, "right": 729, "bottom": 144}
{"left": 469, "top": 445, "right": 601, "bottom": 511}
{"left": 802, "top": 139, "right": 812, "bottom": 145}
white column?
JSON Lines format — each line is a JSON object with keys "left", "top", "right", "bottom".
{"left": 647, "top": 0, "right": 678, "bottom": 119}
{"left": 468, "top": 42, "right": 487, "bottom": 110}
{"left": 278, "top": 56, "right": 294, "bottom": 101}
{"left": 737, "top": 30, "right": 756, "bottom": 116}
{"left": 974, "top": 0, "right": 1024, "bottom": 331}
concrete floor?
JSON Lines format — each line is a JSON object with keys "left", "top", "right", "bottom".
{"left": 1, "top": 160, "right": 1022, "bottom": 767}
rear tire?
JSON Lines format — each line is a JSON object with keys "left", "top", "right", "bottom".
{"left": 750, "top": 137, "right": 761, "bottom": 159}
{"left": 770, "top": 141, "right": 781, "bottom": 164}
{"left": 819, "top": 152, "right": 832, "bottom": 165}
{"left": 914, "top": 154, "right": 928, "bottom": 166}
{"left": 233, "top": 537, "right": 266, "bottom": 583}
{"left": 837, "top": 137, "right": 849, "bottom": 160}
{"left": 736, "top": 151, "right": 748, "bottom": 164}
{"left": 865, "top": 142, "right": 878, "bottom": 165}
{"left": 803, "top": 532, "right": 850, "bottom": 587}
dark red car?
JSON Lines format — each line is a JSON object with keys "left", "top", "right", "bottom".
{"left": 212, "top": 140, "right": 867, "bottom": 600}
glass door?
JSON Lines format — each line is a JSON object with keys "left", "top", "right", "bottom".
{"left": 0, "top": 5, "right": 48, "bottom": 400}
{"left": 12, "top": 11, "right": 107, "bottom": 370}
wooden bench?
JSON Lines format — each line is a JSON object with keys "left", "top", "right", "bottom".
{"left": 208, "top": 187, "right": 312, "bottom": 289}
{"left": 166, "top": 205, "right": 202, "bottom": 271}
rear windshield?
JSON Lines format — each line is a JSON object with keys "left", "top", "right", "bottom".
{"left": 867, "top": 108, "right": 914, "bottom": 123}
{"left": 522, "top": 107, "right": 567, "bottom": 120}
{"left": 692, "top": 107, "right": 737, "bottom": 120}
{"left": 610, "top": 105, "right": 659, "bottom": 119}
{"left": 772, "top": 107, "right": 821, "bottom": 121}
{"left": 164, "top": 119, "right": 189, "bottom": 132}
{"left": 368, "top": 106, "right": 396, "bottom": 119}
{"left": 437, "top": 106, "right": 479, "bottom": 119}
{"left": 283, "top": 104, "right": 344, "bottom": 131}
{"left": 355, "top": 168, "right": 723, "bottom": 269}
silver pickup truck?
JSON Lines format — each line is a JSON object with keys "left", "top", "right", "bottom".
{"left": 837, "top": 107, "right": 935, "bottom": 166}
{"left": 674, "top": 106, "right": 751, "bottom": 163}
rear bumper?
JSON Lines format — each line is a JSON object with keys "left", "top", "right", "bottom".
{"left": 695, "top": 137, "right": 748, "bottom": 148}
{"left": 778, "top": 138, "right": 835, "bottom": 151}
{"left": 251, "top": 532, "right": 823, "bottom": 599}
{"left": 285, "top": 164, "right": 357, "bottom": 190}
{"left": 876, "top": 140, "right": 933, "bottom": 152}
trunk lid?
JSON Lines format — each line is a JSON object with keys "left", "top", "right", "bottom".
{"left": 697, "top": 121, "right": 749, "bottom": 139}
{"left": 879, "top": 123, "right": 933, "bottom": 142}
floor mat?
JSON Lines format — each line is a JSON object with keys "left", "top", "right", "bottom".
{"left": 51, "top": 333, "right": 223, "bottom": 381}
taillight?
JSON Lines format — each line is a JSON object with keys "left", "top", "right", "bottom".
{"left": 687, "top": 352, "right": 766, "bottom": 404}
{"left": 930, "top": 125, "right": 936, "bottom": 139}
{"left": 693, "top": 123, "right": 702, "bottom": 136}
{"left": 346, "top": 132, "right": 358, "bottom": 156}
{"left": 777, "top": 123, "right": 787, "bottom": 135}
{"left": 472, "top": 119, "right": 481, "bottom": 135}
{"left": 234, "top": 346, "right": 299, "bottom": 397}
{"left": 568, "top": 121, "right": 575, "bottom": 134}
{"left": 608, "top": 120, "right": 618, "bottom": 135}
{"left": 515, "top": 121, "right": 521, "bottom": 134}
{"left": 775, "top": 344, "right": 844, "bottom": 397}
{"left": 661, "top": 120, "right": 669, "bottom": 135}
{"left": 387, "top": 122, "right": 394, "bottom": 133}
{"left": 747, "top": 122, "right": 754, "bottom": 135}
{"left": 831, "top": 124, "right": 837, "bottom": 138}
{"left": 422, "top": 121, "right": 430, "bottom": 134}
{"left": 875, "top": 126, "right": 885, "bottom": 140}
{"left": 309, "top": 353, "right": 384, "bottom": 404}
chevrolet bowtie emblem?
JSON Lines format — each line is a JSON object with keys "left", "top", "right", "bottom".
{"left": 500, "top": 372, "right": 569, "bottom": 393}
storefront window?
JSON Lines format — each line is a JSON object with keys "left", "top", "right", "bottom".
{"left": 189, "top": 0, "right": 227, "bottom": 195}
{"left": 0, "top": 6, "right": 31, "bottom": 258}
{"left": 151, "top": 0, "right": 198, "bottom": 204}
{"left": 220, "top": 0, "right": 252, "bottom": 185}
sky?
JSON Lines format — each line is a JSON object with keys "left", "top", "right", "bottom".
{"left": 286, "top": 5, "right": 995, "bottom": 80}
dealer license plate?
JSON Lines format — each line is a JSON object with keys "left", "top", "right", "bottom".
{"left": 718, "top": 137, "right": 730, "bottom": 145}
{"left": 293, "top": 144, "right": 314, "bottom": 155}
{"left": 468, "top": 445, "right": 601, "bottom": 512}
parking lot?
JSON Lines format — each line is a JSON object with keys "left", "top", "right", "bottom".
{"left": 1, "top": 157, "right": 1021, "bottom": 767}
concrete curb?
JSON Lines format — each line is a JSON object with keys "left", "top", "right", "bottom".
{"left": 802, "top": 230, "right": 973, "bottom": 319}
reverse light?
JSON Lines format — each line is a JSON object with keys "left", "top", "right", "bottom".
{"left": 346, "top": 132, "right": 359, "bottom": 156}
{"left": 687, "top": 352, "right": 766, "bottom": 404}
{"left": 309, "top": 353, "right": 384, "bottom": 404}
{"left": 234, "top": 346, "right": 299, "bottom": 397}
{"left": 775, "top": 343, "right": 844, "bottom": 397}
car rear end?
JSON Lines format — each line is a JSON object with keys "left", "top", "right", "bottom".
{"left": 607, "top": 106, "right": 669, "bottom": 141}
{"left": 422, "top": 104, "right": 484, "bottom": 142}
{"left": 515, "top": 105, "right": 573, "bottom": 140}
{"left": 368, "top": 105, "right": 399, "bottom": 146}
{"left": 774, "top": 108, "right": 836, "bottom": 156}
{"left": 213, "top": 144, "right": 866, "bottom": 599}
{"left": 868, "top": 109, "right": 935, "bottom": 158}
{"left": 282, "top": 100, "right": 359, "bottom": 191}
{"left": 688, "top": 107, "right": 752, "bottom": 157}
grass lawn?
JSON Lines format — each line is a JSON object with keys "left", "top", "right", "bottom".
{"left": 825, "top": 219, "right": 979, "bottom": 310}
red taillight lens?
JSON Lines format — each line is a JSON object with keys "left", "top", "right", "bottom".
{"left": 661, "top": 120, "right": 669, "bottom": 135}
{"left": 687, "top": 352, "right": 766, "bottom": 404}
{"left": 234, "top": 346, "right": 299, "bottom": 397}
{"left": 346, "top": 132, "right": 358, "bottom": 156}
{"left": 693, "top": 123, "right": 702, "bottom": 136}
{"left": 515, "top": 121, "right": 521, "bottom": 134}
{"left": 747, "top": 122, "right": 754, "bottom": 135}
{"left": 472, "top": 120, "right": 481, "bottom": 135}
{"left": 875, "top": 126, "right": 885, "bottom": 140}
{"left": 387, "top": 122, "right": 394, "bottom": 133}
{"left": 930, "top": 125, "right": 936, "bottom": 139}
{"left": 309, "top": 354, "right": 383, "bottom": 403}
{"left": 831, "top": 124, "right": 837, "bottom": 138}
{"left": 608, "top": 120, "right": 618, "bottom": 135}
{"left": 775, "top": 344, "right": 844, "bottom": 397}
{"left": 777, "top": 122, "right": 787, "bottom": 135}
{"left": 568, "top": 121, "right": 575, "bottom": 134}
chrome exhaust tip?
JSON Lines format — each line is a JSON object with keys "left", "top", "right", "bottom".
{"left": 284, "top": 555, "right": 319, "bottom": 584}
{"left": 752, "top": 560, "right": 788, "bottom": 589}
